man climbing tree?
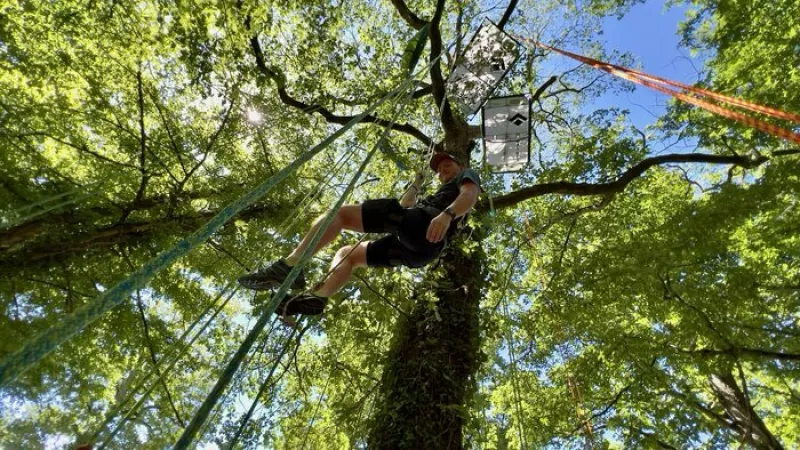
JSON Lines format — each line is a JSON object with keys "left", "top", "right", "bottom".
{"left": 237, "top": 150, "right": 481, "bottom": 316}
{"left": 3, "top": 0, "right": 800, "bottom": 448}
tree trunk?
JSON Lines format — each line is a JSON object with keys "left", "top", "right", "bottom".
{"left": 368, "top": 229, "right": 485, "bottom": 449}
{"left": 709, "top": 370, "right": 784, "bottom": 450}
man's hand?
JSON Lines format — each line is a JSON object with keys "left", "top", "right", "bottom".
{"left": 426, "top": 213, "right": 452, "bottom": 243}
{"left": 413, "top": 170, "right": 425, "bottom": 189}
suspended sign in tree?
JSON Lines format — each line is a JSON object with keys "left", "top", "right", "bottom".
{"left": 447, "top": 21, "right": 521, "bottom": 116}
{"left": 482, "top": 95, "right": 532, "bottom": 172}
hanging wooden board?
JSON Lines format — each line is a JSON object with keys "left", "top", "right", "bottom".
{"left": 447, "top": 21, "right": 521, "bottom": 117}
{"left": 482, "top": 95, "right": 531, "bottom": 173}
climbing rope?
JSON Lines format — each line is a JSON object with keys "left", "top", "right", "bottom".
{"left": 0, "top": 62, "right": 426, "bottom": 388}
{"left": 515, "top": 36, "right": 800, "bottom": 145}
{"left": 1, "top": 181, "right": 105, "bottom": 230}
{"left": 226, "top": 320, "right": 311, "bottom": 449}
{"left": 95, "top": 285, "right": 240, "bottom": 448}
{"left": 173, "top": 74, "right": 421, "bottom": 448}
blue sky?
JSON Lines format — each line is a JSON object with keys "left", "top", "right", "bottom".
{"left": 595, "top": 0, "right": 706, "bottom": 133}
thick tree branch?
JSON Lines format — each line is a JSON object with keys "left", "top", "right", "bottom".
{"left": 389, "top": 0, "right": 426, "bottom": 30}
{"left": 428, "top": 0, "right": 460, "bottom": 137}
{"left": 709, "top": 370, "right": 785, "bottom": 450}
{"left": 412, "top": 83, "right": 433, "bottom": 99}
{"left": 0, "top": 189, "right": 238, "bottom": 250}
{"left": 497, "top": 0, "right": 519, "bottom": 30}
{"left": 0, "top": 201, "right": 284, "bottom": 272}
{"left": 479, "top": 152, "right": 782, "bottom": 212}
{"left": 678, "top": 346, "right": 800, "bottom": 362}
{"left": 532, "top": 76, "right": 558, "bottom": 102}
{"left": 248, "top": 33, "right": 433, "bottom": 147}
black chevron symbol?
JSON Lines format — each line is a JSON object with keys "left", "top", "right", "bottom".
{"left": 508, "top": 113, "right": 527, "bottom": 126}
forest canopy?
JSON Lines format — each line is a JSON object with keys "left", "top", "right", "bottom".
{"left": 1, "top": 0, "right": 798, "bottom": 448}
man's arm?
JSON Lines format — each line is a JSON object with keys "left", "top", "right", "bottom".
{"left": 399, "top": 170, "right": 425, "bottom": 208}
{"left": 399, "top": 185, "right": 418, "bottom": 208}
{"left": 426, "top": 180, "right": 480, "bottom": 243}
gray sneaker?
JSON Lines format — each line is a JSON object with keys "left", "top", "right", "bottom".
{"left": 275, "top": 293, "right": 328, "bottom": 316}
{"left": 237, "top": 259, "right": 307, "bottom": 291}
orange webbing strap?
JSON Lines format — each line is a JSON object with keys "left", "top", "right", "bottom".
{"left": 516, "top": 37, "right": 800, "bottom": 145}
{"left": 606, "top": 65, "right": 800, "bottom": 123}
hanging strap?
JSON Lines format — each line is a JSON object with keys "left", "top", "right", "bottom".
{"left": 515, "top": 37, "right": 800, "bottom": 145}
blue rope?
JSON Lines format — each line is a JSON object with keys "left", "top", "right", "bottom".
{"left": 174, "top": 80, "right": 417, "bottom": 449}
{"left": 95, "top": 286, "right": 239, "bottom": 449}
{"left": 0, "top": 77, "right": 416, "bottom": 388}
{"left": 226, "top": 321, "right": 309, "bottom": 449}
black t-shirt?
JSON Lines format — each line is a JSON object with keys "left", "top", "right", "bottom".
{"left": 418, "top": 168, "right": 482, "bottom": 212}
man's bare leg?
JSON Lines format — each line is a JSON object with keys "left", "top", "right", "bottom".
{"left": 285, "top": 204, "right": 364, "bottom": 266}
{"left": 313, "top": 242, "right": 369, "bottom": 297}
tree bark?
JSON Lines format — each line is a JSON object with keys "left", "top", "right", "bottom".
{"left": 0, "top": 201, "right": 283, "bottom": 273}
{"left": 709, "top": 370, "right": 784, "bottom": 450}
{"left": 368, "top": 230, "right": 485, "bottom": 449}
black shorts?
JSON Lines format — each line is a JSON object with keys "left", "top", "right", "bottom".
{"left": 361, "top": 198, "right": 444, "bottom": 268}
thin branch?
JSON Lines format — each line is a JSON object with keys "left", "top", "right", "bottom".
{"left": 23, "top": 277, "right": 94, "bottom": 298}
{"left": 354, "top": 274, "right": 409, "bottom": 316}
{"left": 180, "top": 96, "right": 235, "bottom": 188}
{"left": 6, "top": 131, "right": 139, "bottom": 170}
{"left": 667, "top": 387, "right": 735, "bottom": 431}
{"left": 570, "top": 384, "right": 632, "bottom": 434}
{"left": 145, "top": 81, "right": 188, "bottom": 176}
{"left": 207, "top": 239, "right": 251, "bottom": 271}
{"left": 133, "top": 291, "right": 186, "bottom": 427}
{"left": 661, "top": 274, "right": 731, "bottom": 347}
{"left": 118, "top": 69, "right": 150, "bottom": 224}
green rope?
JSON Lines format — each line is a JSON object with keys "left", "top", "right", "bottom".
{"left": 95, "top": 286, "right": 239, "bottom": 449}
{"left": 226, "top": 320, "right": 310, "bottom": 449}
{"left": 89, "top": 281, "right": 237, "bottom": 443}
{"left": 1, "top": 182, "right": 104, "bottom": 230}
{"left": 174, "top": 80, "right": 417, "bottom": 449}
{"left": 0, "top": 74, "right": 417, "bottom": 388}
